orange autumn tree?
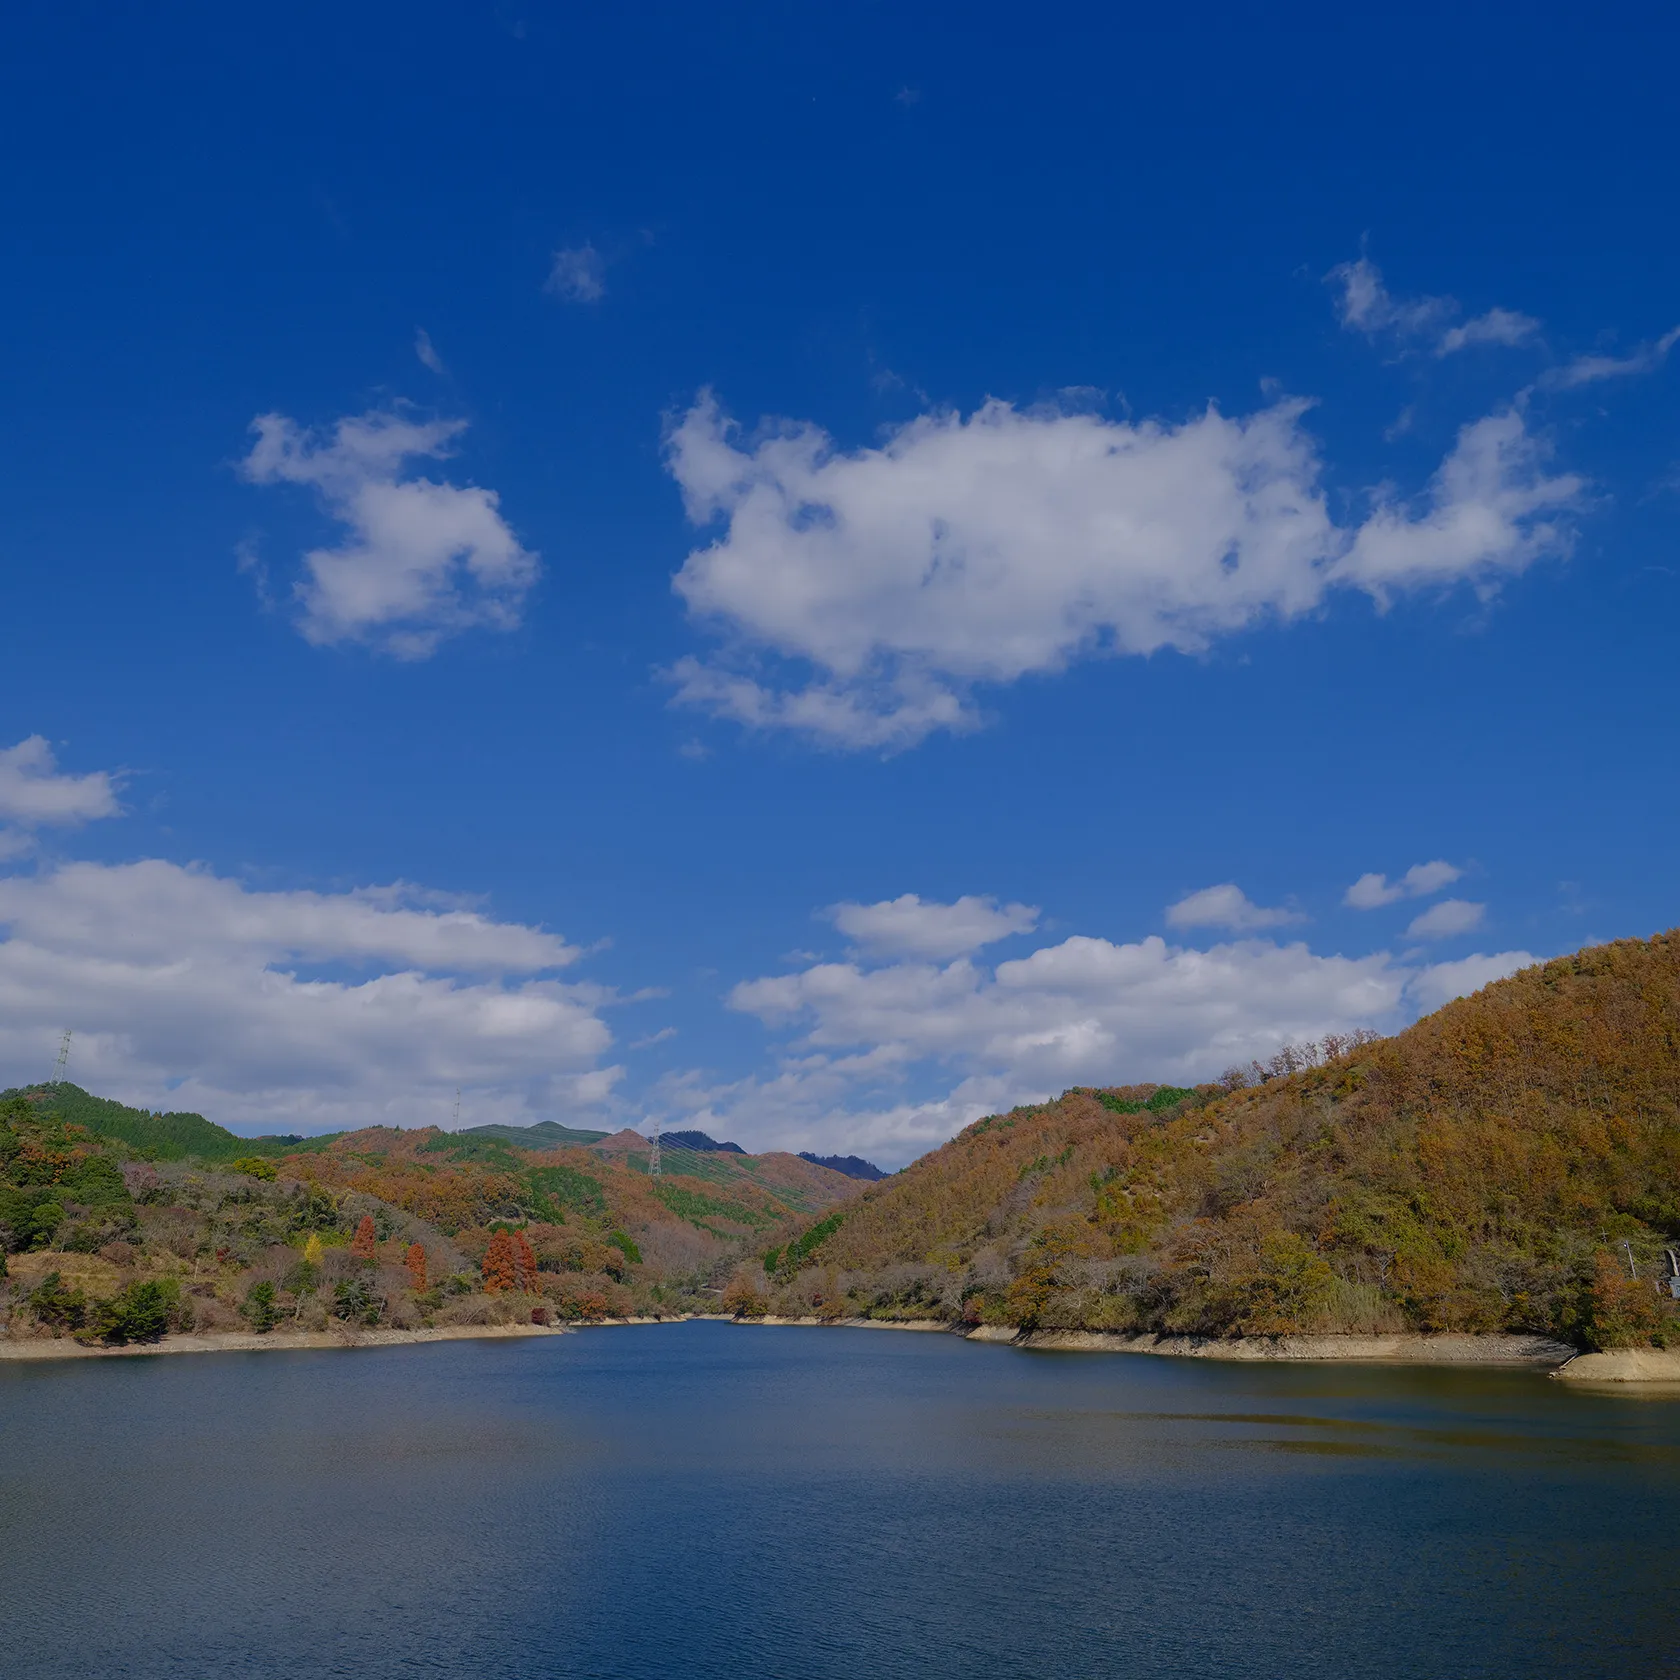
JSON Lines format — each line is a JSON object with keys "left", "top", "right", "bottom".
{"left": 404, "top": 1243, "right": 428, "bottom": 1292}
{"left": 482, "top": 1228, "right": 517, "bottom": 1294}
{"left": 350, "top": 1215, "right": 379, "bottom": 1261}
{"left": 513, "top": 1230, "right": 539, "bottom": 1293}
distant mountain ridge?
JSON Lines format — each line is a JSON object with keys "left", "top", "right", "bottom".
{"left": 456, "top": 1120, "right": 610, "bottom": 1149}
{"left": 798, "top": 1152, "right": 887, "bottom": 1181}
{"left": 658, "top": 1130, "right": 745, "bottom": 1154}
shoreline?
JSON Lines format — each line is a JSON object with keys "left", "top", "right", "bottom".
{"left": 0, "top": 1322, "right": 579, "bottom": 1361}
{"left": 739, "top": 1318, "right": 1583, "bottom": 1367}
{"left": 7, "top": 1313, "right": 1675, "bottom": 1382}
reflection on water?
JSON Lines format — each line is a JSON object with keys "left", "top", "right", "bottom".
{"left": 3, "top": 1322, "right": 1678, "bottom": 1679}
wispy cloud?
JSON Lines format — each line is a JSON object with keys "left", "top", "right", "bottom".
{"left": 546, "top": 242, "right": 607, "bottom": 303}
{"left": 414, "top": 328, "right": 446, "bottom": 374}
{"left": 1438, "top": 307, "right": 1542, "bottom": 356}
{"left": 1327, "top": 256, "right": 1539, "bottom": 358}
{"left": 1539, "top": 325, "right": 1680, "bottom": 390}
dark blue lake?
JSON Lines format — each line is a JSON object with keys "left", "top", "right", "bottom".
{"left": 3, "top": 1322, "right": 1678, "bottom": 1679}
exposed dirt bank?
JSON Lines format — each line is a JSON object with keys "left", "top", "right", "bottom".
{"left": 1006, "top": 1329, "right": 1577, "bottom": 1364}
{"left": 730, "top": 1317, "right": 1583, "bottom": 1367}
{"left": 1551, "top": 1348, "right": 1680, "bottom": 1383}
{"left": 23, "top": 1316, "right": 1677, "bottom": 1381}
{"left": 0, "top": 1323, "right": 572, "bottom": 1361}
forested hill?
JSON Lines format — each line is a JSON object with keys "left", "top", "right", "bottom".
{"left": 744, "top": 932, "right": 1680, "bottom": 1351}
{"left": 0, "top": 1084, "right": 302, "bottom": 1162}
{"left": 0, "top": 1088, "right": 862, "bottom": 1347}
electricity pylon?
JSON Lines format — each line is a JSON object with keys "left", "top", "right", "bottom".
{"left": 648, "top": 1115, "right": 661, "bottom": 1178}
{"left": 48, "top": 1030, "right": 72, "bottom": 1088}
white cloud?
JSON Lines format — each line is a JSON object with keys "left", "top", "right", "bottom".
{"left": 0, "top": 857, "right": 617, "bottom": 1135}
{"left": 0, "top": 737, "right": 120, "bottom": 826}
{"left": 1328, "top": 257, "right": 1538, "bottom": 358}
{"left": 1336, "top": 411, "right": 1580, "bottom": 598}
{"left": 1165, "top": 883, "right": 1303, "bottom": 932}
{"left": 414, "top": 329, "right": 446, "bottom": 374}
{"left": 0, "top": 861, "right": 581, "bottom": 972}
{"left": 1405, "top": 898, "right": 1485, "bottom": 939}
{"left": 664, "top": 391, "right": 1580, "bottom": 750}
{"left": 1403, "top": 948, "right": 1535, "bottom": 1012}
{"left": 1344, "top": 859, "right": 1462, "bottom": 908}
{"left": 717, "top": 934, "right": 1405, "bottom": 1163}
{"left": 546, "top": 243, "right": 606, "bottom": 303}
{"left": 1328, "top": 257, "right": 1456, "bottom": 337}
{"left": 684, "top": 906, "right": 1542, "bottom": 1165}
{"left": 1438, "top": 307, "right": 1542, "bottom": 356}
{"left": 1539, "top": 325, "right": 1680, "bottom": 390}
{"left": 828, "top": 893, "right": 1038, "bottom": 959}
{"left": 240, "top": 409, "right": 539, "bottom": 658}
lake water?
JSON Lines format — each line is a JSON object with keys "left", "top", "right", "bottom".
{"left": 2, "top": 1322, "right": 1678, "bottom": 1679}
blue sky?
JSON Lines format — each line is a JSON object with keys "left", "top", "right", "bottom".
{"left": 2, "top": 4, "right": 1676, "bottom": 1162}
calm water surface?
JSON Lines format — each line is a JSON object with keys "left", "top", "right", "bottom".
{"left": 2, "top": 1322, "right": 1678, "bottom": 1679}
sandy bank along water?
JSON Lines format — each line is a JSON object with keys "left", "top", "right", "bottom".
{"left": 733, "top": 1317, "right": 1587, "bottom": 1368}
{"left": 0, "top": 1322, "right": 574, "bottom": 1361}
{"left": 14, "top": 1316, "right": 1676, "bottom": 1381}
{"left": 1550, "top": 1348, "right": 1680, "bottom": 1383}
{"left": 1002, "top": 1328, "right": 1578, "bottom": 1365}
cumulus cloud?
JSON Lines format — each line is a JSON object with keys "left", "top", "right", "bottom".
{"left": 546, "top": 243, "right": 606, "bottom": 303}
{"left": 1328, "top": 257, "right": 1539, "bottom": 358}
{"left": 828, "top": 893, "right": 1038, "bottom": 959}
{"left": 0, "top": 738, "right": 120, "bottom": 827}
{"left": 240, "top": 409, "right": 539, "bottom": 658}
{"left": 1165, "top": 883, "right": 1303, "bottom": 932}
{"left": 700, "top": 923, "right": 1537, "bottom": 1164}
{"left": 1403, "top": 948, "right": 1535, "bottom": 1012}
{"left": 663, "top": 391, "right": 1580, "bottom": 750}
{"left": 1344, "top": 860, "right": 1463, "bottom": 908}
{"left": 1405, "top": 898, "right": 1485, "bottom": 939}
{"left": 1335, "top": 411, "right": 1581, "bottom": 598}
{"left": 0, "top": 858, "right": 617, "bottom": 1135}
{"left": 1539, "top": 325, "right": 1680, "bottom": 390}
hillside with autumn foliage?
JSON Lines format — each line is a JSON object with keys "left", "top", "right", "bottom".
{"left": 740, "top": 933, "right": 1680, "bottom": 1351}
{"left": 0, "top": 1089, "right": 860, "bottom": 1344}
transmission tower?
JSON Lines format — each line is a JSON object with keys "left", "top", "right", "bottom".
{"left": 452, "top": 1087, "right": 461, "bottom": 1128}
{"left": 48, "top": 1029, "right": 72, "bottom": 1088}
{"left": 648, "top": 1115, "right": 661, "bottom": 1178}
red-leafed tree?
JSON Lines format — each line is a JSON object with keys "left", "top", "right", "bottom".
{"left": 350, "top": 1215, "right": 379, "bottom": 1262}
{"left": 513, "top": 1230, "right": 538, "bottom": 1293}
{"left": 404, "top": 1242, "right": 428, "bottom": 1292}
{"left": 482, "top": 1228, "right": 517, "bottom": 1294}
